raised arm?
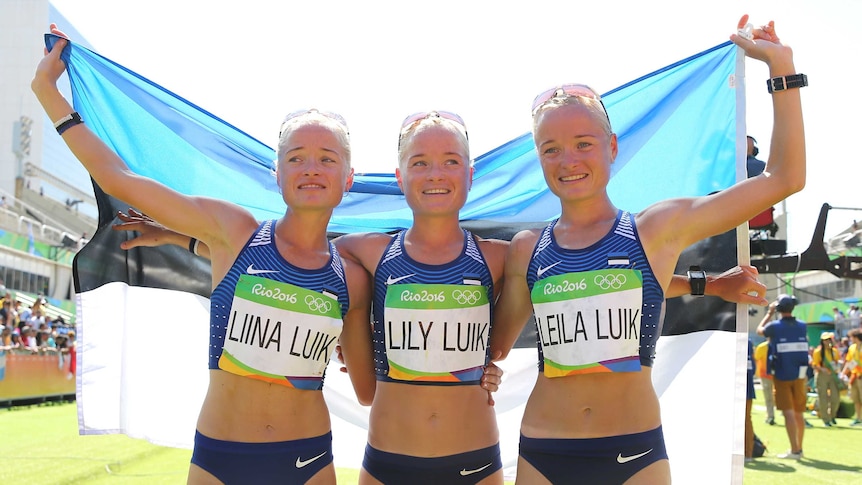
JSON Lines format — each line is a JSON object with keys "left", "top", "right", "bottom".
{"left": 637, "top": 15, "right": 806, "bottom": 286}
{"left": 756, "top": 301, "right": 778, "bottom": 336}
{"left": 31, "top": 27, "right": 254, "bottom": 266}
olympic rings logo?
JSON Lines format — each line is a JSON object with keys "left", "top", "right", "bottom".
{"left": 594, "top": 273, "right": 627, "bottom": 290}
{"left": 305, "top": 294, "right": 333, "bottom": 314}
{"left": 452, "top": 289, "right": 482, "bottom": 305}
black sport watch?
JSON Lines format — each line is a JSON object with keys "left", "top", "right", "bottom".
{"left": 687, "top": 265, "right": 706, "bottom": 297}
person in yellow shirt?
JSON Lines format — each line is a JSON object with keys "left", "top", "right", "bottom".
{"left": 812, "top": 331, "right": 841, "bottom": 426}
{"left": 843, "top": 329, "right": 862, "bottom": 426}
{"left": 754, "top": 339, "right": 776, "bottom": 425}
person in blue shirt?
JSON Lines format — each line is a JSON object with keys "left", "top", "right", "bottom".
{"left": 746, "top": 135, "right": 766, "bottom": 178}
{"left": 745, "top": 339, "right": 756, "bottom": 462}
{"left": 757, "top": 294, "right": 808, "bottom": 460}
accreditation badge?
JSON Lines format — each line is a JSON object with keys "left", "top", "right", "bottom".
{"left": 531, "top": 269, "right": 643, "bottom": 377}
{"left": 219, "top": 274, "right": 343, "bottom": 389}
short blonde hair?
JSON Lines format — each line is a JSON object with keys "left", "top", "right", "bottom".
{"left": 397, "top": 114, "right": 470, "bottom": 168}
{"left": 532, "top": 85, "right": 612, "bottom": 137}
{"left": 275, "top": 110, "right": 351, "bottom": 168}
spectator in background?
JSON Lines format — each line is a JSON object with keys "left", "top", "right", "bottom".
{"left": 745, "top": 339, "right": 756, "bottom": 462}
{"left": 757, "top": 295, "right": 809, "bottom": 459}
{"left": 746, "top": 135, "right": 766, "bottom": 178}
{"left": 54, "top": 331, "right": 67, "bottom": 349}
{"left": 9, "top": 330, "right": 22, "bottom": 350}
{"left": 19, "top": 326, "right": 38, "bottom": 353}
{"left": 31, "top": 296, "right": 46, "bottom": 318}
{"left": 10, "top": 300, "right": 20, "bottom": 327}
{"left": 843, "top": 329, "right": 862, "bottom": 426}
{"left": 834, "top": 307, "right": 848, "bottom": 339}
{"left": 66, "top": 329, "right": 76, "bottom": 379}
{"left": 27, "top": 313, "right": 44, "bottom": 330}
{"left": 54, "top": 331, "right": 68, "bottom": 369}
{"left": 19, "top": 304, "right": 32, "bottom": 325}
{"left": 0, "top": 300, "right": 12, "bottom": 329}
{"left": 812, "top": 332, "right": 840, "bottom": 426}
{"left": 0, "top": 326, "right": 11, "bottom": 348}
{"left": 755, "top": 339, "right": 776, "bottom": 425}
{"left": 849, "top": 304, "right": 861, "bottom": 331}
{"left": 838, "top": 336, "right": 850, "bottom": 361}
{"left": 37, "top": 328, "right": 56, "bottom": 353}
{"left": 35, "top": 325, "right": 46, "bottom": 346}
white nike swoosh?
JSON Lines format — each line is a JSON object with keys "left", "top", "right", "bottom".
{"left": 537, "top": 261, "right": 562, "bottom": 278}
{"left": 460, "top": 463, "right": 493, "bottom": 476}
{"left": 386, "top": 273, "right": 416, "bottom": 285}
{"left": 295, "top": 451, "right": 327, "bottom": 468}
{"left": 247, "top": 263, "right": 279, "bottom": 275}
{"left": 617, "top": 449, "right": 653, "bottom": 464}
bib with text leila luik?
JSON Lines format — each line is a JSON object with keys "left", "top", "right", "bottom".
{"left": 384, "top": 283, "right": 490, "bottom": 383}
{"left": 218, "top": 274, "right": 343, "bottom": 389}
{"left": 532, "top": 269, "right": 642, "bottom": 377}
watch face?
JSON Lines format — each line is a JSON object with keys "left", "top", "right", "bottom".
{"left": 690, "top": 271, "right": 706, "bottom": 279}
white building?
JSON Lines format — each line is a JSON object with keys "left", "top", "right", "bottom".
{"left": 0, "top": 1, "right": 96, "bottom": 309}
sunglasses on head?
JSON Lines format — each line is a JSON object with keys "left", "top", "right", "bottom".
{"left": 531, "top": 84, "right": 608, "bottom": 119}
{"left": 279, "top": 109, "right": 349, "bottom": 137}
{"left": 398, "top": 111, "right": 468, "bottom": 149}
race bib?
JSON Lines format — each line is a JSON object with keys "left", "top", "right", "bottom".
{"left": 532, "top": 269, "right": 643, "bottom": 377}
{"left": 219, "top": 275, "right": 343, "bottom": 389}
{"left": 384, "top": 283, "right": 490, "bottom": 383}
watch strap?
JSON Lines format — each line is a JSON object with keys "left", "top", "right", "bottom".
{"left": 687, "top": 265, "right": 706, "bottom": 297}
{"left": 767, "top": 74, "right": 808, "bottom": 94}
{"left": 54, "top": 112, "right": 83, "bottom": 135}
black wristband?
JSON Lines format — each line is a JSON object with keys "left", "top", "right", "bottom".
{"left": 54, "top": 112, "right": 83, "bottom": 135}
{"left": 188, "top": 237, "right": 198, "bottom": 255}
{"left": 767, "top": 74, "right": 808, "bottom": 94}
{"left": 687, "top": 265, "right": 707, "bottom": 297}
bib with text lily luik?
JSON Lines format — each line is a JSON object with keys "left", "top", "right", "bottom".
{"left": 384, "top": 283, "right": 490, "bottom": 382}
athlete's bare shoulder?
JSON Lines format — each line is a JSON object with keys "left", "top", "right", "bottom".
{"left": 510, "top": 228, "right": 542, "bottom": 253}
{"left": 476, "top": 237, "right": 509, "bottom": 261}
{"left": 333, "top": 231, "right": 395, "bottom": 272}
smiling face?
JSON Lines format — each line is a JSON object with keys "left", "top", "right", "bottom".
{"left": 532, "top": 103, "right": 617, "bottom": 203}
{"left": 396, "top": 122, "right": 472, "bottom": 217}
{"left": 275, "top": 121, "right": 353, "bottom": 212}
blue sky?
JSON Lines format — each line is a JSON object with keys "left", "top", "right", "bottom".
{"left": 46, "top": 0, "right": 862, "bottom": 252}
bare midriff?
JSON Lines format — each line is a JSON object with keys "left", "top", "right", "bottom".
{"left": 196, "top": 370, "right": 331, "bottom": 442}
{"left": 520, "top": 366, "right": 661, "bottom": 439}
{"left": 367, "top": 381, "right": 498, "bottom": 456}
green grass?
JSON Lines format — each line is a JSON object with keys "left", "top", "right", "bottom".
{"left": 1, "top": 397, "right": 859, "bottom": 484}
{"left": 744, "top": 387, "right": 862, "bottom": 485}
{"left": 0, "top": 401, "right": 359, "bottom": 484}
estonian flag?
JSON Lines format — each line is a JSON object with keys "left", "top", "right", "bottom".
{"left": 51, "top": 34, "right": 750, "bottom": 483}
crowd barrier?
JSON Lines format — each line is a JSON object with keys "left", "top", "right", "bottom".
{"left": 0, "top": 352, "right": 74, "bottom": 403}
